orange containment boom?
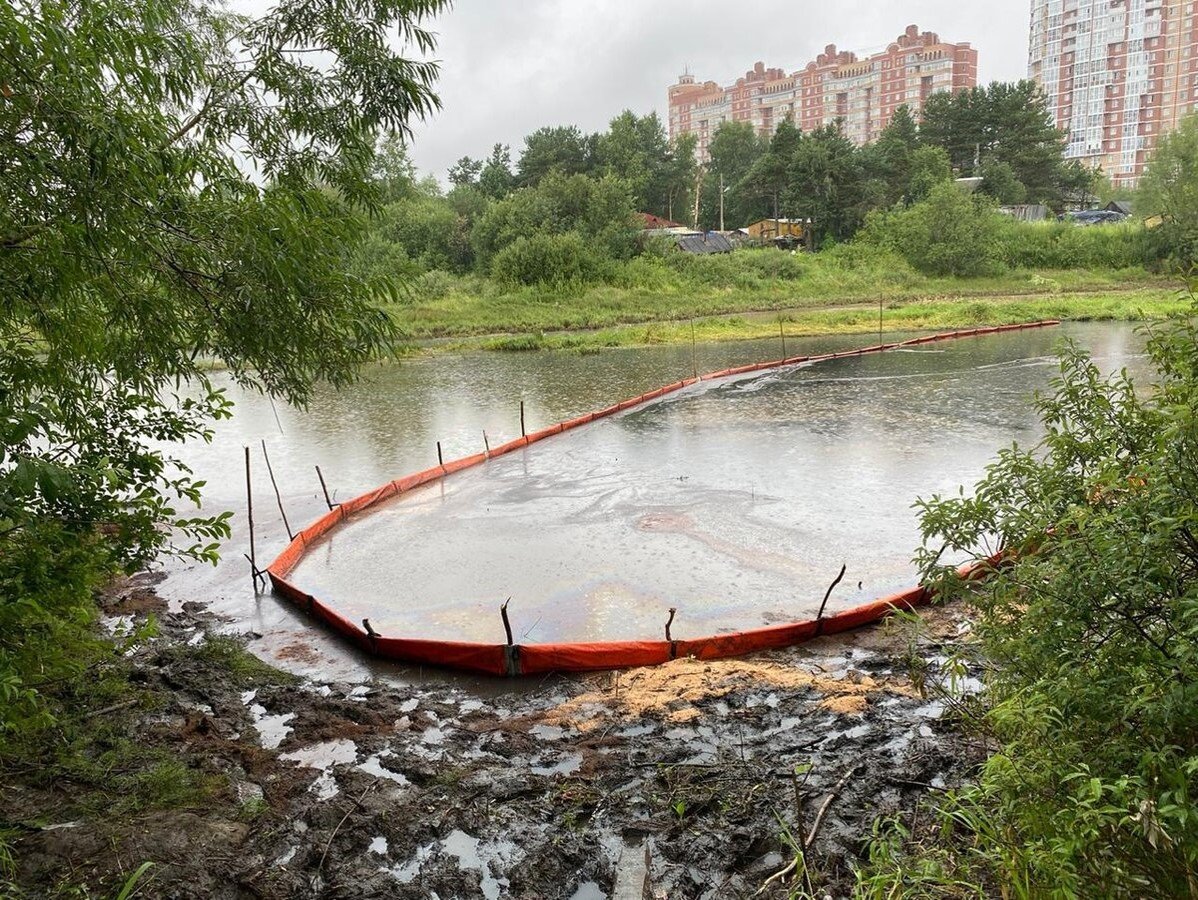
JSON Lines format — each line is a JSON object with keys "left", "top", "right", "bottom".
{"left": 266, "top": 320, "right": 1057, "bottom": 676}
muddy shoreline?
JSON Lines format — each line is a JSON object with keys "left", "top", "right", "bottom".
{"left": 4, "top": 575, "right": 983, "bottom": 899}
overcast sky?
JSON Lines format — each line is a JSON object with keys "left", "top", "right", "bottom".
{"left": 405, "top": 1, "right": 1033, "bottom": 180}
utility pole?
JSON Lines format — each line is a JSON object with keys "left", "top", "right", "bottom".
{"left": 719, "top": 172, "right": 725, "bottom": 233}
{"left": 692, "top": 166, "right": 704, "bottom": 231}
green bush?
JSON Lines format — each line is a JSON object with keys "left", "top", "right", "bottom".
{"left": 661, "top": 247, "right": 809, "bottom": 286}
{"left": 472, "top": 172, "right": 639, "bottom": 267}
{"left": 490, "top": 232, "right": 611, "bottom": 287}
{"left": 862, "top": 313, "right": 1198, "bottom": 896}
{"left": 862, "top": 181, "right": 1004, "bottom": 277}
{"left": 996, "top": 219, "right": 1154, "bottom": 270}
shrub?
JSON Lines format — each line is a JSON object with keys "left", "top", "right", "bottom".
{"left": 995, "top": 219, "right": 1154, "bottom": 270}
{"left": 472, "top": 172, "right": 639, "bottom": 267}
{"left": 490, "top": 232, "right": 611, "bottom": 287}
{"left": 875, "top": 313, "right": 1198, "bottom": 895}
{"left": 411, "top": 269, "right": 459, "bottom": 301}
{"left": 862, "top": 181, "right": 1003, "bottom": 277}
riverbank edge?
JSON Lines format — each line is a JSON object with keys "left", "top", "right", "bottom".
{"left": 0, "top": 575, "right": 984, "bottom": 899}
{"left": 399, "top": 284, "right": 1185, "bottom": 356}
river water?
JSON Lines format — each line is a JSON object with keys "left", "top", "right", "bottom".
{"left": 160, "top": 322, "right": 1152, "bottom": 681}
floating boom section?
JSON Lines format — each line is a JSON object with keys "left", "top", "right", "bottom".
{"left": 267, "top": 321, "right": 1057, "bottom": 676}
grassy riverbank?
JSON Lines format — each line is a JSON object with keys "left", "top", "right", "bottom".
{"left": 380, "top": 250, "right": 1180, "bottom": 355}
{"left": 453, "top": 288, "right": 1185, "bottom": 354}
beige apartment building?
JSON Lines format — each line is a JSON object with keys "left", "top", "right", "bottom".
{"left": 1029, "top": 0, "right": 1198, "bottom": 186}
{"left": 668, "top": 25, "right": 977, "bottom": 161}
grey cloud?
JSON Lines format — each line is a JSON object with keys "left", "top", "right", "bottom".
{"left": 406, "top": 0, "right": 1032, "bottom": 178}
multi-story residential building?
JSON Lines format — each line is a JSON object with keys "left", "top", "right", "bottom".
{"left": 668, "top": 25, "right": 978, "bottom": 161}
{"left": 1029, "top": 0, "right": 1198, "bottom": 186}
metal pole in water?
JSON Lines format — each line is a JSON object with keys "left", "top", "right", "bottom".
{"left": 260, "top": 439, "right": 293, "bottom": 541}
{"left": 437, "top": 441, "right": 444, "bottom": 468}
{"left": 520, "top": 401, "right": 526, "bottom": 438}
{"left": 245, "top": 446, "right": 258, "bottom": 591}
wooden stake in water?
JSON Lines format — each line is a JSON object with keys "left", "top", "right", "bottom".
{"left": 500, "top": 598, "right": 514, "bottom": 646}
{"left": 520, "top": 401, "right": 526, "bottom": 438}
{"left": 483, "top": 430, "right": 491, "bottom": 458}
{"left": 245, "top": 446, "right": 258, "bottom": 591}
{"left": 690, "top": 318, "right": 698, "bottom": 379}
{"left": 437, "top": 440, "right": 444, "bottom": 468}
{"left": 316, "top": 465, "right": 336, "bottom": 511}
{"left": 260, "top": 439, "right": 293, "bottom": 541}
{"left": 665, "top": 607, "right": 677, "bottom": 642}
{"left": 879, "top": 298, "right": 884, "bottom": 345}
{"left": 780, "top": 317, "right": 787, "bottom": 359}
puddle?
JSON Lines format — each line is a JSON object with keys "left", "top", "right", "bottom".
{"left": 443, "top": 830, "right": 509, "bottom": 900}
{"left": 421, "top": 726, "right": 446, "bottom": 745}
{"left": 369, "top": 836, "right": 388, "bottom": 855}
{"left": 389, "top": 841, "right": 436, "bottom": 884}
{"left": 912, "top": 701, "right": 946, "bottom": 719}
{"left": 357, "top": 753, "right": 410, "bottom": 786}
{"left": 570, "top": 881, "right": 606, "bottom": 900}
{"left": 240, "top": 690, "right": 296, "bottom": 750}
{"left": 531, "top": 754, "right": 582, "bottom": 777}
{"left": 280, "top": 739, "right": 359, "bottom": 799}
{"left": 310, "top": 771, "right": 339, "bottom": 800}
{"left": 386, "top": 829, "right": 516, "bottom": 899}
{"left": 530, "top": 724, "right": 565, "bottom": 741}
{"left": 279, "top": 739, "right": 359, "bottom": 769}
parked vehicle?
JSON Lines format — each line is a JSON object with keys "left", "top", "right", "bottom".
{"left": 1059, "top": 209, "right": 1129, "bottom": 226}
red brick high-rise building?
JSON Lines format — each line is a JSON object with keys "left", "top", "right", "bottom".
{"left": 668, "top": 25, "right": 978, "bottom": 161}
{"left": 1029, "top": 0, "right": 1198, "bottom": 187}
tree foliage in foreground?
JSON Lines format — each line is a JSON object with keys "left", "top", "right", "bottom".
{"left": 0, "top": 0, "right": 447, "bottom": 737}
{"left": 859, "top": 313, "right": 1198, "bottom": 896}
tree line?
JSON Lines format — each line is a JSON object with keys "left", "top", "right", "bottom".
{"left": 361, "top": 79, "right": 1103, "bottom": 284}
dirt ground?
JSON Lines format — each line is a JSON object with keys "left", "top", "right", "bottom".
{"left": 3, "top": 574, "right": 984, "bottom": 899}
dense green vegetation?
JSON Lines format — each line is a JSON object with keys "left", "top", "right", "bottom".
{"left": 850, "top": 303, "right": 1198, "bottom": 898}
{"left": 353, "top": 82, "right": 1187, "bottom": 353}
{"left": 0, "top": 0, "right": 447, "bottom": 747}
{"left": 358, "top": 78, "right": 1101, "bottom": 290}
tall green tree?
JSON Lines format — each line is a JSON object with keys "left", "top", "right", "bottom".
{"left": 787, "top": 124, "right": 870, "bottom": 245}
{"left": 516, "top": 125, "right": 596, "bottom": 186}
{"left": 447, "top": 155, "right": 483, "bottom": 186}
{"left": 471, "top": 172, "right": 637, "bottom": 267}
{"left": 699, "top": 121, "right": 767, "bottom": 229}
{"left": 478, "top": 143, "right": 516, "bottom": 200}
{"left": 746, "top": 119, "right": 802, "bottom": 220}
{"left": 1139, "top": 113, "right": 1198, "bottom": 265}
{"left": 593, "top": 111, "right": 696, "bottom": 220}
{"left": 866, "top": 105, "right": 921, "bottom": 207}
{"left": 905, "top": 145, "right": 954, "bottom": 205}
{"left": 0, "top": 0, "right": 447, "bottom": 733}
{"left": 920, "top": 80, "right": 1070, "bottom": 205}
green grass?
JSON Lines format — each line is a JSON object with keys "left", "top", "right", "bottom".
{"left": 172, "top": 634, "right": 300, "bottom": 689}
{"left": 423, "top": 288, "right": 1185, "bottom": 355}
{"left": 381, "top": 248, "right": 1179, "bottom": 353}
